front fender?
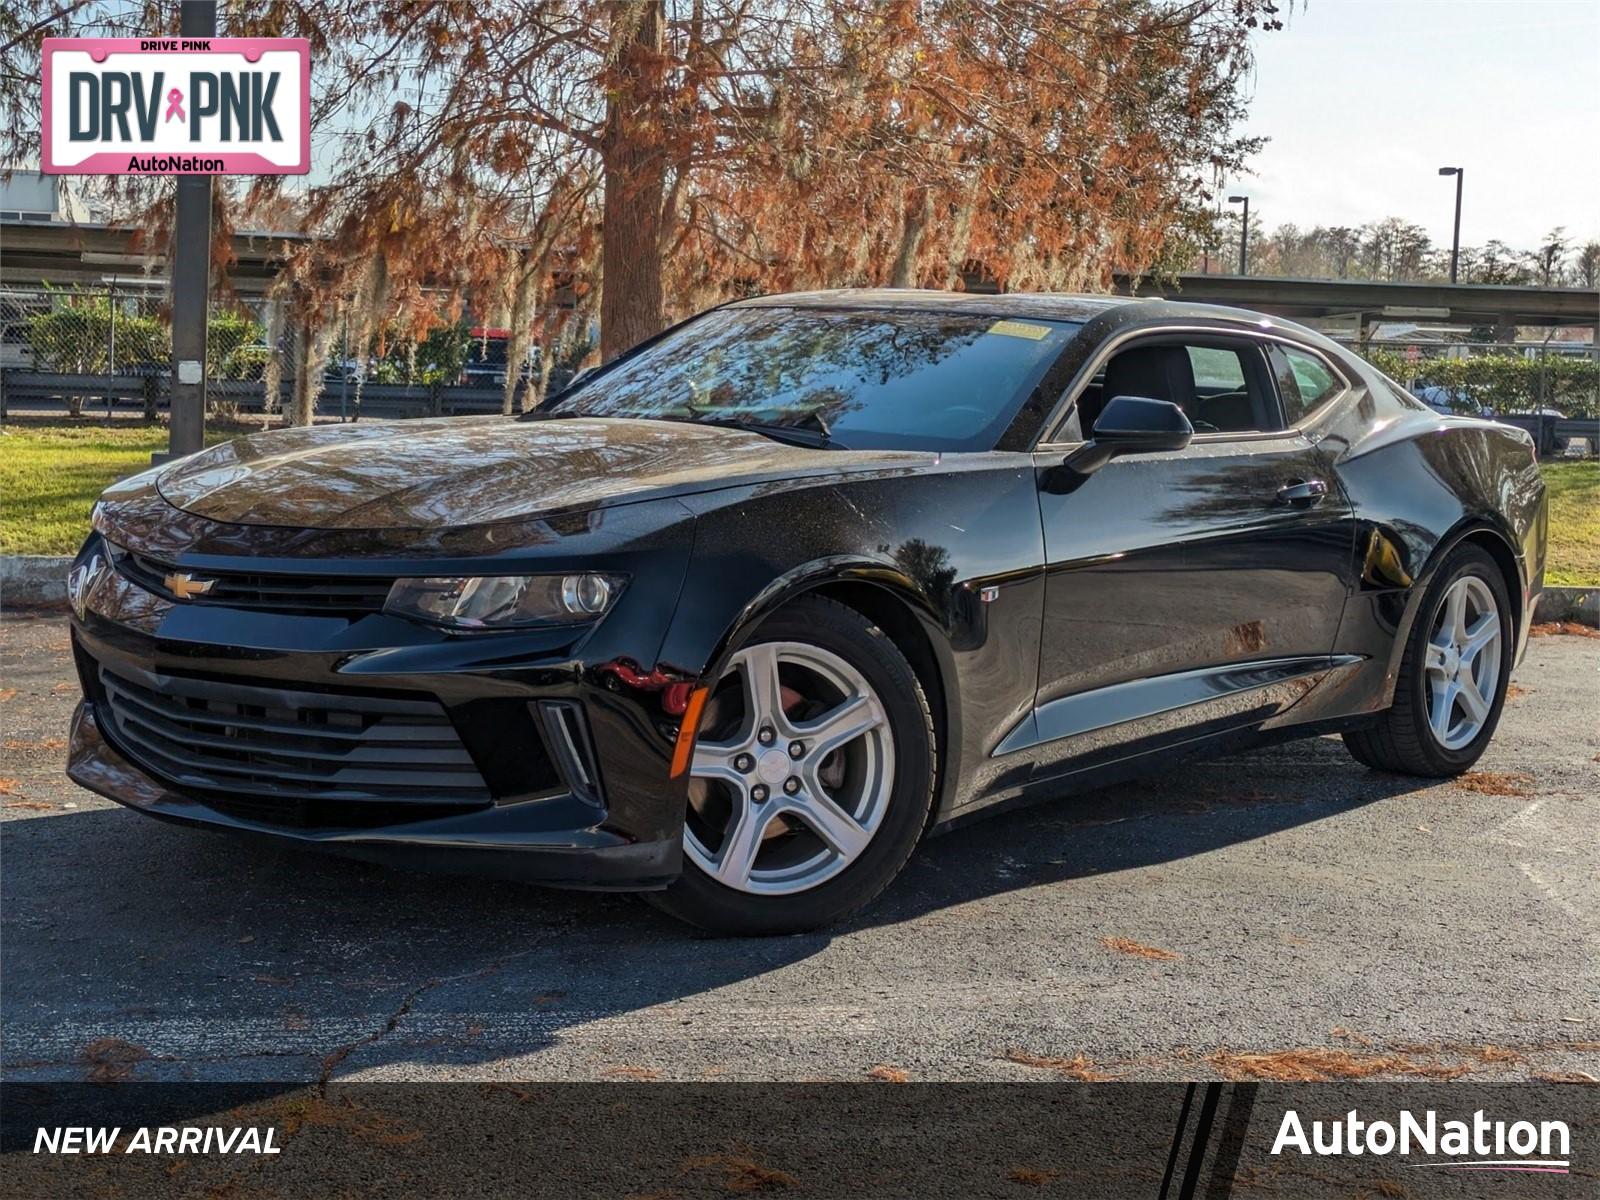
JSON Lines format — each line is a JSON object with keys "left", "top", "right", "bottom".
{"left": 651, "top": 464, "right": 1049, "bottom": 816}
{"left": 666, "top": 553, "right": 940, "bottom": 677}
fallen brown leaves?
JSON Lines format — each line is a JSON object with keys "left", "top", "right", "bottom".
{"left": 81, "top": 1036, "right": 150, "bottom": 1082}
{"left": 1505, "top": 684, "right": 1530, "bottom": 700}
{"left": 1528, "top": 621, "right": 1600, "bottom": 639}
{"left": 0, "top": 688, "right": 17, "bottom": 703}
{"left": 1099, "top": 936, "right": 1181, "bottom": 961}
{"left": 866, "top": 1064, "right": 909, "bottom": 1083}
{"left": 1454, "top": 771, "right": 1535, "bottom": 797}
{"left": 4, "top": 799, "right": 54, "bottom": 812}
{"left": 1532, "top": 1071, "right": 1598, "bottom": 1084}
{"left": 252, "top": 1092, "right": 422, "bottom": 1146}
{"left": 2, "top": 737, "right": 66, "bottom": 752}
{"left": 1469, "top": 1044, "right": 1521, "bottom": 1064}
{"left": 680, "top": 1148, "right": 798, "bottom": 1193}
{"left": 1005, "top": 1050, "right": 1113, "bottom": 1081}
{"left": 1206, "top": 1047, "right": 1469, "bottom": 1082}
{"left": 1008, "top": 1168, "right": 1063, "bottom": 1186}
{"left": 1365, "top": 1181, "right": 1409, "bottom": 1199}
{"left": 0, "top": 777, "right": 21, "bottom": 795}
{"left": 601, "top": 1065, "right": 661, "bottom": 1081}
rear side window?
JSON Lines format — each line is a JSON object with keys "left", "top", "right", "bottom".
{"left": 1271, "top": 346, "right": 1343, "bottom": 424}
{"left": 1186, "top": 346, "right": 1248, "bottom": 391}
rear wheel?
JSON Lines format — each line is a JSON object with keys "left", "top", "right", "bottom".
{"left": 1343, "top": 544, "right": 1513, "bottom": 776}
{"left": 650, "top": 596, "right": 935, "bottom": 935}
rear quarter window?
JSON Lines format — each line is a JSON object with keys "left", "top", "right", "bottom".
{"left": 1273, "top": 346, "right": 1345, "bottom": 424}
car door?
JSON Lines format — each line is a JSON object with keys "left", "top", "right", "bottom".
{"left": 1012, "top": 329, "right": 1357, "bottom": 776}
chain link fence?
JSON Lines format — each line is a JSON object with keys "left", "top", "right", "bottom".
{"left": 1, "top": 285, "right": 281, "bottom": 419}
{"left": 4, "top": 286, "right": 1595, "bottom": 438}
{"left": 0, "top": 285, "right": 521, "bottom": 421}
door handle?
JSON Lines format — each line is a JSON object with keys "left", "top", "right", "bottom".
{"left": 1275, "top": 479, "right": 1328, "bottom": 507}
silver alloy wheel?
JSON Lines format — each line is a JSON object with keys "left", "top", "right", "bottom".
{"left": 1423, "top": 575, "right": 1502, "bottom": 751}
{"left": 684, "top": 640, "right": 895, "bottom": 895}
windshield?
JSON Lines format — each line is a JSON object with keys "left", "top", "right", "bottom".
{"left": 544, "top": 306, "right": 1080, "bottom": 451}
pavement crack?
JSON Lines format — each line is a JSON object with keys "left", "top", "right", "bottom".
{"left": 317, "top": 976, "right": 441, "bottom": 1089}
{"left": 313, "top": 939, "right": 560, "bottom": 1088}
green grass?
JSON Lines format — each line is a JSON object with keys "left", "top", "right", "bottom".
{"left": 2, "top": 421, "right": 1597, "bottom": 587}
{"left": 0, "top": 422, "right": 234, "bottom": 556}
{"left": 1543, "top": 459, "right": 1600, "bottom": 587}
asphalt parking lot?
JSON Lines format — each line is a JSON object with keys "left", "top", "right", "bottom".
{"left": 3, "top": 614, "right": 1596, "bottom": 1085}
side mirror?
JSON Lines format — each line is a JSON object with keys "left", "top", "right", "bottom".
{"left": 1062, "top": 395, "right": 1194, "bottom": 476}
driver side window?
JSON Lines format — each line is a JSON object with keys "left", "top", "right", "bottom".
{"left": 1071, "top": 337, "right": 1282, "bottom": 438}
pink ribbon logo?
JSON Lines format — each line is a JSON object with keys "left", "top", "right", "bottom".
{"left": 164, "top": 88, "right": 185, "bottom": 123}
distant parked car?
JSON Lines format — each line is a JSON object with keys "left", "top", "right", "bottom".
{"left": 323, "top": 357, "right": 367, "bottom": 385}
{"left": 1411, "top": 384, "right": 1489, "bottom": 418}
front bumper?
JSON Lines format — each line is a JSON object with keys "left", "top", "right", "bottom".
{"left": 68, "top": 702, "right": 680, "bottom": 888}
{"left": 64, "top": 508, "right": 700, "bottom": 890}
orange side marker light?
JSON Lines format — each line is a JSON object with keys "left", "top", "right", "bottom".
{"left": 669, "top": 685, "right": 710, "bottom": 778}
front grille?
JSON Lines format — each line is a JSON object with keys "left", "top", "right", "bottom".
{"left": 111, "top": 546, "right": 394, "bottom": 616}
{"left": 95, "top": 664, "right": 491, "bottom": 827}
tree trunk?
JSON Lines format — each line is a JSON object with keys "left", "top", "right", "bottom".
{"left": 261, "top": 297, "right": 285, "bottom": 416}
{"left": 599, "top": 1, "right": 667, "bottom": 362}
{"left": 890, "top": 187, "right": 933, "bottom": 288}
{"left": 503, "top": 249, "right": 539, "bottom": 414}
{"left": 292, "top": 319, "right": 335, "bottom": 426}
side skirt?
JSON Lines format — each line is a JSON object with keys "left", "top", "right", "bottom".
{"left": 934, "top": 655, "right": 1366, "bottom": 832}
{"left": 994, "top": 655, "right": 1364, "bottom": 758}
{"left": 929, "top": 712, "right": 1374, "bottom": 837}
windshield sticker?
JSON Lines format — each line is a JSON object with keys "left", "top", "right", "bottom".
{"left": 987, "top": 319, "right": 1051, "bottom": 341}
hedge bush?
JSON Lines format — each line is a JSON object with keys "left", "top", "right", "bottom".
{"left": 24, "top": 290, "right": 264, "bottom": 380}
{"left": 1360, "top": 347, "right": 1598, "bottom": 418}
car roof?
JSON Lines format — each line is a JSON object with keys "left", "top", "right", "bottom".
{"left": 729, "top": 287, "right": 1320, "bottom": 339}
{"left": 731, "top": 288, "right": 1124, "bottom": 323}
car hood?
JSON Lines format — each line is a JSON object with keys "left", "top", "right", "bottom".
{"left": 155, "top": 416, "right": 930, "bottom": 529}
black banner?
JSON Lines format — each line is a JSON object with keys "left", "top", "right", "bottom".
{"left": 3, "top": 1082, "right": 1595, "bottom": 1198}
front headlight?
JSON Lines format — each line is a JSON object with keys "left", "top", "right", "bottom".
{"left": 383, "top": 573, "right": 625, "bottom": 630}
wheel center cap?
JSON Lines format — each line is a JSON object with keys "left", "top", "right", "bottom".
{"left": 1444, "top": 646, "right": 1461, "bottom": 675}
{"left": 757, "top": 749, "right": 791, "bottom": 785}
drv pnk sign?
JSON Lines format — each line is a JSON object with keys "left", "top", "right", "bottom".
{"left": 42, "top": 38, "right": 309, "bottom": 174}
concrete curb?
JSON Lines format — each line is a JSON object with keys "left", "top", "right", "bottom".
{"left": 2, "top": 553, "right": 1597, "bottom": 628}
{"left": 1, "top": 555, "right": 74, "bottom": 612}
{"left": 1534, "top": 586, "right": 1598, "bottom": 627}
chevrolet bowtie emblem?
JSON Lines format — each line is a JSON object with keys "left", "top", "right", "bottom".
{"left": 163, "top": 571, "right": 215, "bottom": 600}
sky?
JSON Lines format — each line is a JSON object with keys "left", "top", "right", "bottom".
{"left": 1231, "top": 0, "right": 1600, "bottom": 252}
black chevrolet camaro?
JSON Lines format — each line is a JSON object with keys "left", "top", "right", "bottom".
{"left": 67, "top": 290, "right": 1547, "bottom": 933}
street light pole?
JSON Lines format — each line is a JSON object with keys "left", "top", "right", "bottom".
{"left": 1438, "top": 167, "right": 1464, "bottom": 283}
{"left": 1227, "top": 195, "right": 1250, "bottom": 275}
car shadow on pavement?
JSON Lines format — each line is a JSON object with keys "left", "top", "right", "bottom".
{"left": 1, "top": 734, "right": 1430, "bottom": 1084}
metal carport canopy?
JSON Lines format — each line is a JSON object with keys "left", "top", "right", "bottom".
{"left": 1114, "top": 271, "right": 1600, "bottom": 330}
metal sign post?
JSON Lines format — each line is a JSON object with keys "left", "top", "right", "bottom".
{"left": 42, "top": 10, "right": 309, "bottom": 456}
{"left": 166, "top": 0, "right": 217, "bottom": 461}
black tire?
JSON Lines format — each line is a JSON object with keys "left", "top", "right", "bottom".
{"left": 1342, "top": 543, "right": 1514, "bottom": 776}
{"left": 648, "top": 595, "right": 936, "bottom": 935}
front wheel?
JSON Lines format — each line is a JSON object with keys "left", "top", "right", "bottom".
{"left": 649, "top": 596, "right": 936, "bottom": 935}
{"left": 1343, "top": 543, "right": 1513, "bottom": 776}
